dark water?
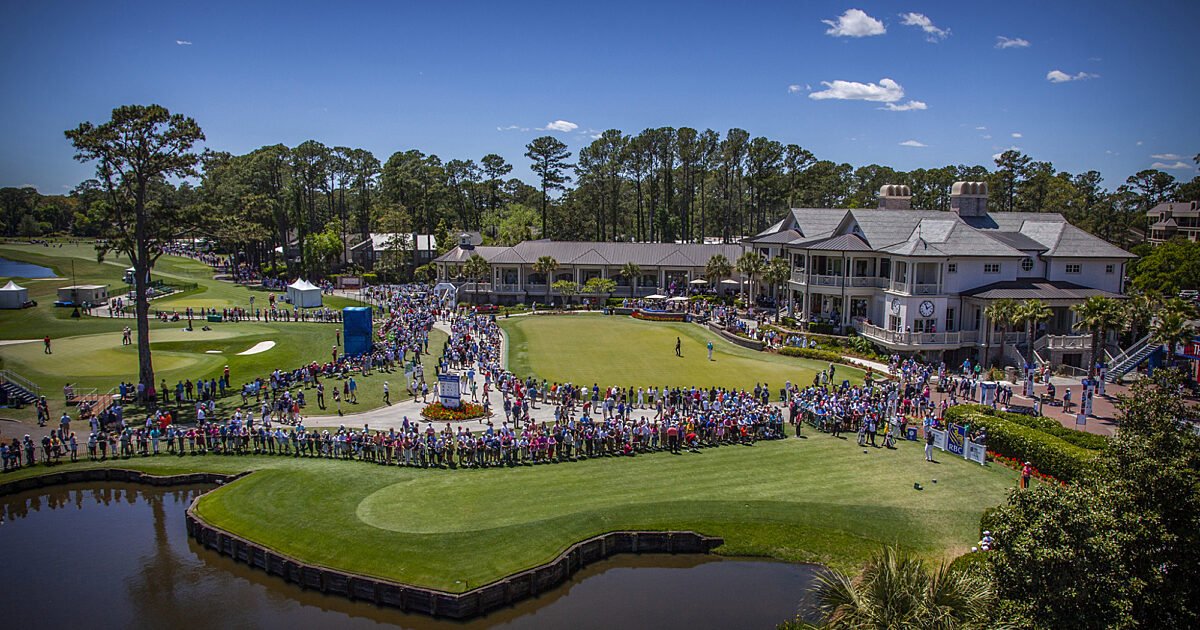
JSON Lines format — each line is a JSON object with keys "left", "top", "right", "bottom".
{"left": 0, "top": 483, "right": 821, "bottom": 629}
{"left": 0, "top": 256, "right": 56, "bottom": 278}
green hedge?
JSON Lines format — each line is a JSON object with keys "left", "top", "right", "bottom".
{"left": 778, "top": 346, "right": 844, "bottom": 363}
{"left": 942, "top": 405, "right": 1098, "bottom": 482}
{"left": 945, "top": 405, "right": 1109, "bottom": 451}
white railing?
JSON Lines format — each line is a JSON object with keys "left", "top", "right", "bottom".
{"left": 913, "top": 283, "right": 940, "bottom": 295}
{"left": 1036, "top": 334, "right": 1093, "bottom": 351}
{"left": 810, "top": 274, "right": 843, "bottom": 287}
{"left": 858, "top": 323, "right": 978, "bottom": 347}
{"left": 492, "top": 283, "right": 520, "bottom": 292}
{"left": 848, "top": 276, "right": 887, "bottom": 288}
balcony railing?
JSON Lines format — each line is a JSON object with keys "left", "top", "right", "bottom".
{"left": 810, "top": 274, "right": 843, "bottom": 287}
{"left": 849, "top": 276, "right": 888, "bottom": 288}
{"left": 1034, "top": 334, "right": 1093, "bottom": 351}
{"left": 858, "top": 323, "right": 978, "bottom": 347}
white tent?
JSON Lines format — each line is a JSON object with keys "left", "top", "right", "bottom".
{"left": 0, "top": 280, "right": 28, "bottom": 309}
{"left": 646, "top": 294, "right": 667, "bottom": 300}
{"left": 286, "top": 279, "right": 322, "bottom": 308}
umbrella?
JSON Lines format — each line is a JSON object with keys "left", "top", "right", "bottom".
{"left": 646, "top": 294, "right": 667, "bottom": 300}
{"left": 668, "top": 296, "right": 689, "bottom": 302}
{"left": 720, "top": 279, "right": 740, "bottom": 285}
{"left": 689, "top": 278, "right": 708, "bottom": 284}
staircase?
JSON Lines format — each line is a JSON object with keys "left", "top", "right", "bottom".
{"left": 0, "top": 369, "right": 40, "bottom": 405}
{"left": 1106, "top": 334, "right": 1156, "bottom": 382}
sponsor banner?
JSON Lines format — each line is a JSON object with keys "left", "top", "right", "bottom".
{"left": 438, "top": 373, "right": 462, "bottom": 409}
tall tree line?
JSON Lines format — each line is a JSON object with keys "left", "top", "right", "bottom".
{"left": 15, "top": 126, "right": 1200, "bottom": 264}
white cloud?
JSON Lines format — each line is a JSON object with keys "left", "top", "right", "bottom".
{"left": 539, "top": 120, "right": 578, "bottom": 132}
{"left": 822, "top": 9, "right": 886, "bottom": 37}
{"left": 899, "top": 140, "right": 927, "bottom": 147}
{"left": 881, "top": 100, "right": 927, "bottom": 111}
{"left": 1136, "top": 140, "right": 1144, "bottom": 146}
{"left": 982, "top": 134, "right": 992, "bottom": 139}
{"left": 1151, "top": 153, "right": 1183, "bottom": 160}
{"left": 975, "top": 126, "right": 987, "bottom": 130}
{"left": 1153, "top": 161, "right": 1193, "bottom": 170}
{"left": 995, "top": 36, "right": 1030, "bottom": 49}
{"left": 1047, "top": 69, "right": 1099, "bottom": 83}
{"left": 1011, "top": 132, "right": 1023, "bottom": 138}
{"left": 496, "top": 124, "right": 530, "bottom": 132}
{"left": 787, "top": 84, "right": 803, "bottom": 93}
{"left": 900, "top": 13, "right": 948, "bottom": 41}
{"left": 810, "top": 77, "right": 904, "bottom": 103}
{"left": 175, "top": 40, "right": 192, "bottom": 46}
{"left": 992, "top": 146, "right": 1021, "bottom": 161}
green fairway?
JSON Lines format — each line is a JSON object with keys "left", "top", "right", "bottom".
{"left": 501, "top": 313, "right": 865, "bottom": 391}
{"left": 0, "top": 432, "right": 1016, "bottom": 592}
{"left": 0, "top": 240, "right": 439, "bottom": 421}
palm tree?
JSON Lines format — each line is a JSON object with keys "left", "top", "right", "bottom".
{"left": 1121, "top": 292, "right": 1156, "bottom": 344}
{"left": 706, "top": 254, "right": 733, "bottom": 295}
{"left": 983, "top": 299, "right": 1018, "bottom": 368}
{"left": 736, "top": 251, "right": 766, "bottom": 304}
{"left": 1071, "top": 296, "right": 1123, "bottom": 376}
{"left": 619, "top": 262, "right": 642, "bottom": 298}
{"left": 531, "top": 255, "right": 558, "bottom": 306}
{"left": 762, "top": 257, "right": 791, "bottom": 321}
{"left": 1015, "top": 299, "right": 1053, "bottom": 368}
{"left": 462, "top": 254, "right": 491, "bottom": 305}
{"left": 1151, "top": 300, "right": 1196, "bottom": 370}
{"left": 786, "top": 546, "right": 995, "bottom": 629}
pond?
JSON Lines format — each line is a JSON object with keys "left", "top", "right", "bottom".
{"left": 0, "top": 256, "right": 56, "bottom": 278}
{"left": 0, "top": 482, "right": 822, "bottom": 629}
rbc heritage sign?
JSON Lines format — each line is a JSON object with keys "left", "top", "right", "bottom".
{"left": 438, "top": 373, "right": 462, "bottom": 409}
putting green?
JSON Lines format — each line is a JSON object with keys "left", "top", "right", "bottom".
{"left": 182, "top": 432, "right": 1016, "bottom": 592}
{"left": 500, "top": 314, "right": 863, "bottom": 391}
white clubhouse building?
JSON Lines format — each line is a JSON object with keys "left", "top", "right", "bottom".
{"left": 435, "top": 182, "right": 1134, "bottom": 367}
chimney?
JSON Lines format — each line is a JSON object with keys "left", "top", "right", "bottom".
{"left": 951, "top": 181, "right": 988, "bottom": 217}
{"left": 877, "top": 184, "right": 912, "bottom": 210}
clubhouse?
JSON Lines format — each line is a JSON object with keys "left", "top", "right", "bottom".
{"left": 434, "top": 182, "right": 1134, "bottom": 367}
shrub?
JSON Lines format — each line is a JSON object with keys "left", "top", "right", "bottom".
{"left": 943, "top": 405, "right": 1098, "bottom": 482}
{"left": 362, "top": 272, "right": 378, "bottom": 284}
{"left": 807, "top": 321, "right": 836, "bottom": 335}
{"left": 780, "top": 316, "right": 797, "bottom": 328}
{"left": 778, "top": 346, "right": 844, "bottom": 363}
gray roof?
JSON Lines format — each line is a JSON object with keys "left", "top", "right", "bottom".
{"left": 1147, "top": 201, "right": 1199, "bottom": 218}
{"left": 962, "top": 279, "right": 1124, "bottom": 301}
{"left": 1045, "top": 224, "right": 1137, "bottom": 258}
{"left": 435, "top": 241, "right": 744, "bottom": 268}
{"left": 985, "top": 231, "right": 1049, "bottom": 252}
{"left": 801, "top": 233, "right": 874, "bottom": 252}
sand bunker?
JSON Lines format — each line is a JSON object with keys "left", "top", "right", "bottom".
{"left": 205, "top": 350, "right": 222, "bottom": 354}
{"left": 237, "top": 341, "right": 276, "bottom": 356}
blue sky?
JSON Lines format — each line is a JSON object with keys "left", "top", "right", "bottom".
{"left": 1, "top": 0, "right": 1197, "bottom": 194}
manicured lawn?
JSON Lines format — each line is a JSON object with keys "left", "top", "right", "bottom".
{"left": 0, "top": 433, "right": 1017, "bottom": 592}
{"left": 0, "top": 241, "right": 436, "bottom": 421}
{"left": 501, "top": 314, "right": 865, "bottom": 391}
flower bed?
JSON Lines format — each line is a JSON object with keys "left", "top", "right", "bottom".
{"left": 631, "top": 309, "right": 688, "bottom": 322}
{"left": 420, "top": 401, "right": 488, "bottom": 421}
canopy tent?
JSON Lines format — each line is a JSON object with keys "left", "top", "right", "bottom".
{"left": 667, "top": 296, "right": 689, "bottom": 302}
{"left": 689, "top": 278, "right": 708, "bottom": 284}
{"left": 645, "top": 294, "right": 667, "bottom": 300}
{"left": 286, "top": 279, "right": 322, "bottom": 308}
{"left": 719, "top": 279, "right": 740, "bottom": 285}
{"left": 0, "top": 280, "right": 28, "bottom": 309}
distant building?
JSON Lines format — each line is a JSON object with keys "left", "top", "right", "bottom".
{"left": 349, "top": 233, "right": 474, "bottom": 269}
{"left": 435, "top": 234, "right": 744, "bottom": 302}
{"left": 746, "top": 182, "right": 1134, "bottom": 367}
{"left": 1147, "top": 201, "right": 1200, "bottom": 243}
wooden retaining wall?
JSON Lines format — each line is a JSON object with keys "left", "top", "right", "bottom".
{"left": 186, "top": 503, "right": 723, "bottom": 620}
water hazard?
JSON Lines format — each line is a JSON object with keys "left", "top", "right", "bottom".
{"left": 0, "top": 256, "right": 56, "bottom": 278}
{"left": 0, "top": 483, "right": 821, "bottom": 629}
